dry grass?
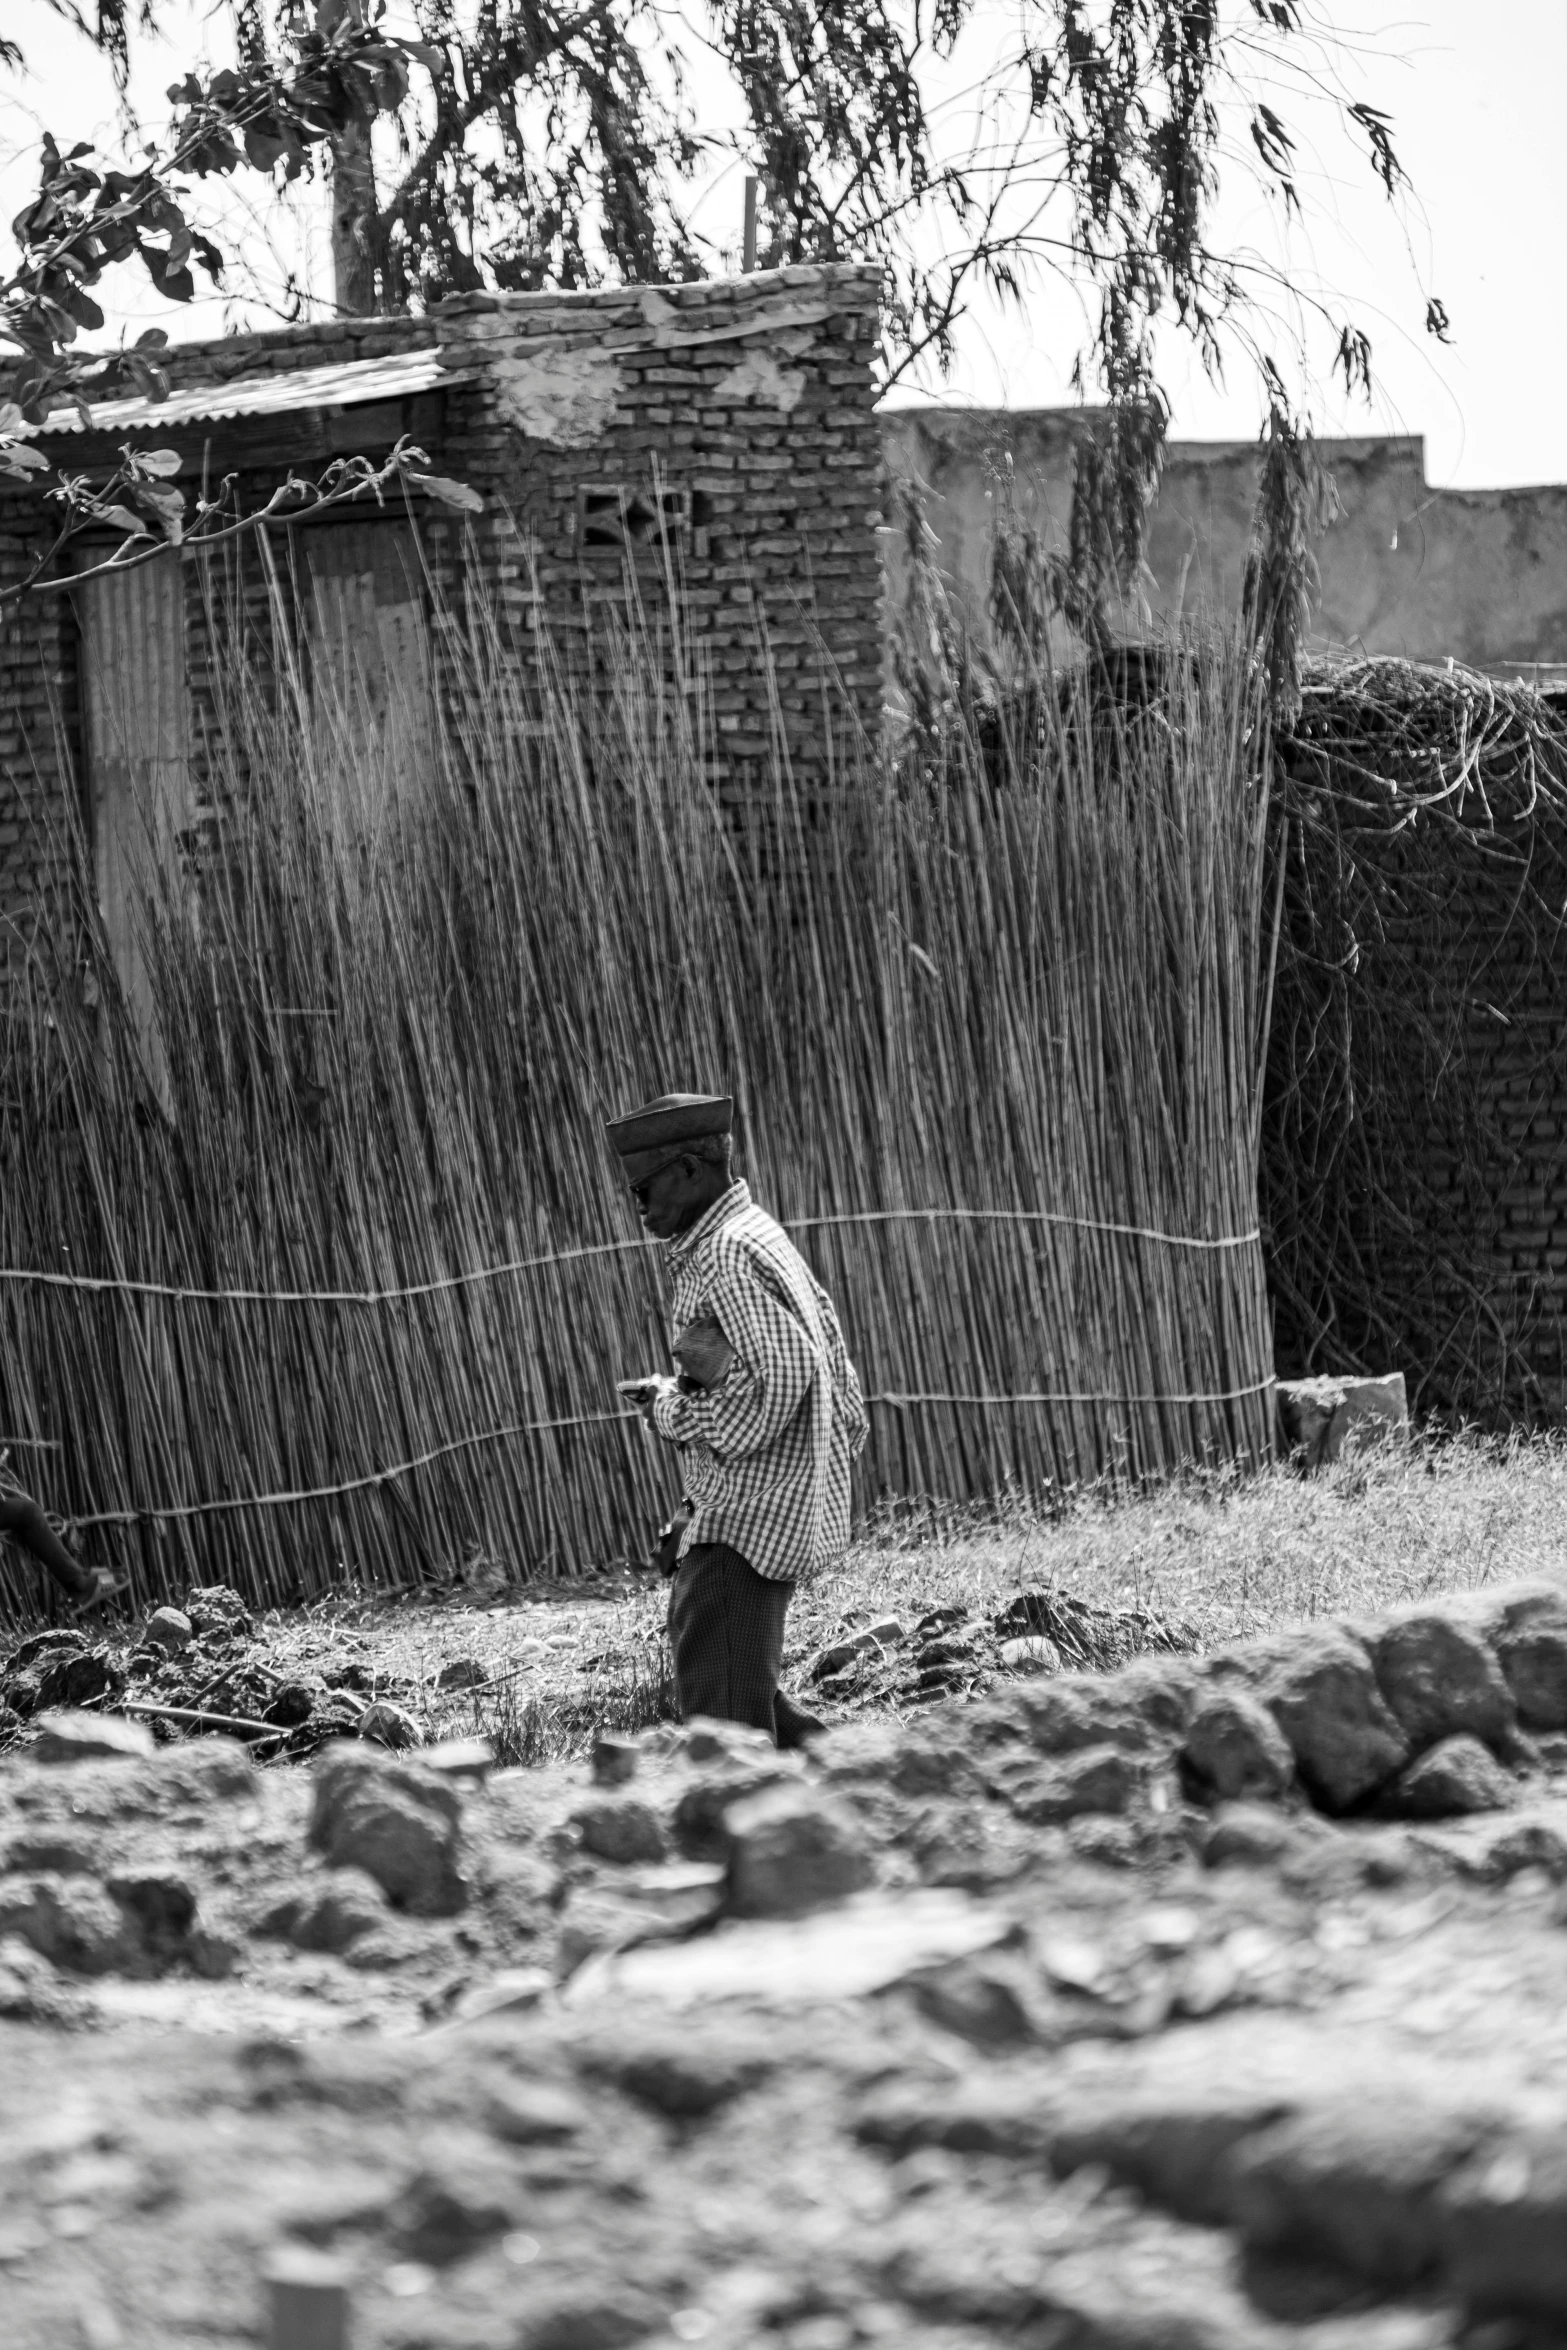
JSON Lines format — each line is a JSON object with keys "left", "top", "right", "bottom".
{"left": 832, "top": 1426, "right": 1567, "bottom": 1648}
{"left": 274, "top": 1425, "right": 1567, "bottom": 1765}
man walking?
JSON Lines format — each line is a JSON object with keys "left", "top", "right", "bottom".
{"left": 608, "top": 1091, "right": 867, "bottom": 1748}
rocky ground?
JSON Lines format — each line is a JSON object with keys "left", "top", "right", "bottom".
{"left": 2, "top": 1569, "right": 1567, "bottom": 2349}
{"left": 0, "top": 1570, "right": 1196, "bottom": 1769}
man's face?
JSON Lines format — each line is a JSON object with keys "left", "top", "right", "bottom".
{"left": 628, "top": 1154, "right": 716, "bottom": 1240}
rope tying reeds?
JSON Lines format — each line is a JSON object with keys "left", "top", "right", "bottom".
{"left": 66, "top": 1410, "right": 641, "bottom": 1527}
{"left": 0, "top": 1206, "right": 1262, "bottom": 1305}
{"left": 791, "top": 1209, "right": 1261, "bottom": 1252}
{"left": 0, "top": 1238, "right": 653, "bottom": 1306}
{"left": 61, "top": 1377, "right": 1278, "bottom": 1529}
{"left": 875, "top": 1378, "right": 1276, "bottom": 1408}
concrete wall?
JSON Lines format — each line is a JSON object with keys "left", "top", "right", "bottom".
{"left": 880, "top": 408, "right": 1567, "bottom": 678}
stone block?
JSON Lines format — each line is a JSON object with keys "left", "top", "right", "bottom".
{"left": 1256, "top": 1628, "right": 1410, "bottom": 1812}
{"left": 1181, "top": 1690, "right": 1296, "bottom": 1803}
{"left": 308, "top": 1743, "right": 465, "bottom": 1916}
{"left": 568, "top": 1794, "right": 667, "bottom": 1867}
{"left": 1278, "top": 1372, "right": 1408, "bottom": 1466}
{"left": 1226, "top": 2095, "right": 1492, "bottom": 2288}
{"left": 994, "top": 1744, "right": 1145, "bottom": 1825}
{"left": 723, "top": 1783, "right": 875, "bottom": 1917}
{"left": 1381, "top": 1734, "right": 1514, "bottom": 1819}
{"left": 1495, "top": 1618, "right": 1567, "bottom": 1731}
{"left": 1372, "top": 1611, "right": 1517, "bottom": 1749}
{"left": 1002, "top": 1673, "right": 1162, "bottom": 1758}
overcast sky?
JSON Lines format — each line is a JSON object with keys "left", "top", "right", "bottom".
{"left": 3, "top": 0, "right": 1562, "bottom": 489}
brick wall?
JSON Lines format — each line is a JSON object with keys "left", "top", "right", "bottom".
{"left": 0, "top": 263, "right": 885, "bottom": 989}
{"left": 1261, "top": 696, "right": 1567, "bottom": 1426}
{"left": 434, "top": 265, "right": 886, "bottom": 781}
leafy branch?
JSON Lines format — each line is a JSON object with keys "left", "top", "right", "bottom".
{"left": 0, "top": 425, "right": 480, "bottom": 607}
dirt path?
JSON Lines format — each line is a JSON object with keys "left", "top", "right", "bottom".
{"left": 3, "top": 1574, "right": 1567, "bottom": 2349}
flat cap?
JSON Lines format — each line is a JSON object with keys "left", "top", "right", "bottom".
{"left": 605, "top": 1092, "right": 733, "bottom": 1179}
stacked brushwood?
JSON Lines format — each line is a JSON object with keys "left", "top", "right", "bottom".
{"left": 1261, "top": 658, "right": 1567, "bottom": 1424}
{"left": 0, "top": 581, "right": 1278, "bottom": 1617}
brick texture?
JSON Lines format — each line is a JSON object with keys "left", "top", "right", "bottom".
{"left": 0, "top": 264, "right": 886, "bottom": 996}
{"left": 1260, "top": 739, "right": 1567, "bottom": 1426}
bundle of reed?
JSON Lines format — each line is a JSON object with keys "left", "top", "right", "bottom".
{"left": 1262, "top": 657, "right": 1567, "bottom": 1422}
{"left": 0, "top": 567, "right": 1277, "bottom": 1616}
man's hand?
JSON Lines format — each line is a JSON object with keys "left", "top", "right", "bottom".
{"left": 616, "top": 1374, "right": 675, "bottom": 1428}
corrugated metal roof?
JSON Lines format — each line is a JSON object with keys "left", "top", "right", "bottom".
{"left": 25, "top": 349, "right": 479, "bottom": 438}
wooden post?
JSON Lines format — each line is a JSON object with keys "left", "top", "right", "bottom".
{"left": 742, "top": 176, "right": 759, "bottom": 273}
{"left": 264, "top": 2247, "right": 352, "bottom": 2350}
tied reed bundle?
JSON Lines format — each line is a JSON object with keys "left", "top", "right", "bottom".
{"left": 0, "top": 555, "right": 1278, "bottom": 1616}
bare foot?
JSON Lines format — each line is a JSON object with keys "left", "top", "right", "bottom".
{"left": 66, "top": 1568, "right": 132, "bottom": 1620}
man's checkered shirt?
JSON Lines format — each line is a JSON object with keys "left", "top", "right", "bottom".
{"left": 649, "top": 1181, "right": 868, "bottom": 1582}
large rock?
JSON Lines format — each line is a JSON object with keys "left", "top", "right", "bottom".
{"left": 107, "top": 1870, "right": 199, "bottom": 1968}
{"left": 1254, "top": 1629, "right": 1410, "bottom": 1812}
{"left": 1372, "top": 1612, "right": 1516, "bottom": 1750}
{"left": 1493, "top": 1618, "right": 1567, "bottom": 1732}
{"left": 1180, "top": 1691, "right": 1295, "bottom": 1803}
{"left": 182, "top": 1583, "right": 253, "bottom": 1640}
{"left": 140, "top": 1607, "right": 193, "bottom": 1658}
{"left": 145, "top": 1736, "right": 258, "bottom": 1806}
{"left": 1224, "top": 2093, "right": 1489, "bottom": 2288}
{"left": 308, "top": 1743, "right": 465, "bottom": 1916}
{"left": 1442, "top": 2128, "right": 1567, "bottom": 2320}
{"left": 569, "top": 1794, "right": 667, "bottom": 1867}
{"left": 1381, "top": 1735, "right": 1515, "bottom": 1821}
{"left": 679, "top": 1719, "right": 779, "bottom": 1767}
{"left": 1201, "top": 1803, "right": 1330, "bottom": 1872}
{"left": 35, "top": 1650, "right": 125, "bottom": 1712}
{"left": 818, "top": 1723, "right": 989, "bottom": 1804}
{"left": 258, "top": 1869, "right": 390, "bottom": 1954}
{"left": 0, "top": 1932, "right": 93, "bottom": 2025}
{"left": 993, "top": 1744, "right": 1145, "bottom": 1825}
{"left": 671, "top": 1762, "right": 797, "bottom": 1862}
{"left": 0, "top": 1874, "right": 130, "bottom": 1974}
{"left": 1465, "top": 1819, "right": 1567, "bottom": 1884}
{"left": 908, "top": 1952, "right": 1044, "bottom": 2047}
{"left": 723, "top": 1783, "right": 875, "bottom": 1918}
{"left": 999, "top": 1676, "right": 1161, "bottom": 1760}
{"left": 28, "top": 1711, "right": 154, "bottom": 1765}
{"left": 1277, "top": 1372, "right": 1408, "bottom": 1467}
{"left": 590, "top": 1733, "right": 640, "bottom": 1787}
{"left": 358, "top": 1700, "right": 422, "bottom": 1751}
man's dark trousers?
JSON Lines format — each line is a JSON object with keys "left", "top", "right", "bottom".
{"left": 666, "top": 1542, "right": 822, "bottom": 1748}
